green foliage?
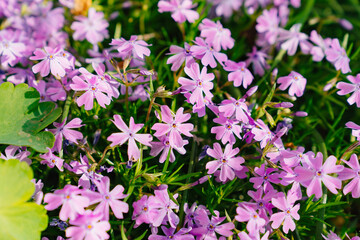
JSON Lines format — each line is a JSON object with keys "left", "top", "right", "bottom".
{"left": 0, "top": 82, "right": 61, "bottom": 152}
{"left": 0, "top": 159, "right": 48, "bottom": 239}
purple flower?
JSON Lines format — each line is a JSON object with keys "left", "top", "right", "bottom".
{"left": 277, "top": 71, "right": 307, "bottom": 97}
{"left": 278, "top": 24, "right": 312, "bottom": 56}
{"left": 270, "top": 191, "right": 300, "bottom": 234}
{"left": 40, "top": 148, "right": 64, "bottom": 172}
{"left": 132, "top": 195, "right": 163, "bottom": 228}
{"left": 178, "top": 62, "right": 215, "bottom": 107}
{"left": 107, "top": 115, "right": 153, "bottom": 160}
{"left": 150, "top": 135, "right": 188, "bottom": 163}
{"left": 295, "top": 152, "right": 344, "bottom": 198}
{"left": 184, "top": 202, "right": 209, "bottom": 227}
{"left": 30, "top": 46, "right": 72, "bottom": 78}
{"left": 83, "top": 176, "right": 128, "bottom": 220}
{"left": 309, "top": 30, "right": 331, "bottom": 62}
{"left": 206, "top": 143, "right": 244, "bottom": 182}
{"left": 110, "top": 35, "right": 151, "bottom": 60}
{"left": 0, "top": 145, "right": 31, "bottom": 165}
{"left": 152, "top": 185, "right": 180, "bottom": 228}
{"left": 251, "top": 119, "right": 275, "bottom": 149}
{"left": 66, "top": 155, "right": 102, "bottom": 189}
{"left": 238, "top": 231, "right": 270, "bottom": 240}
{"left": 0, "top": 29, "right": 27, "bottom": 67}
{"left": 149, "top": 226, "right": 194, "bottom": 240}
{"left": 256, "top": 8, "right": 280, "bottom": 45}
{"left": 199, "top": 18, "right": 234, "bottom": 51}
{"left": 71, "top": 8, "right": 109, "bottom": 45}
{"left": 224, "top": 60, "right": 254, "bottom": 88}
{"left": 66, "top": 210, "right": 111, "bottom": 240}
{"left": 218, "top": 97, "right": 250, "bottom": 123}
{"left": 338, "top": 154, "right": 360, "bottom": 198}
{"left": 249, "top": 164, "right": 281, "bottom": 192}
{"left": 31, "top": 179, "right": 44, "bottom": 205}
{"left": 191, "top": 210, "right": 234, "bottom": 239}
{"left": 246, "top": 47, "right": 270, "bottom": 76}
{"left": 158, "top": 0, "right": 199, "bottom": 23}
{"left": 49, "top": 118, "right": 84, "bottom": 153}
{"left": 336, "top": 74, "right": 360, "bottom": 107}
{"left": 345, "top": 121, "right": 360, "bottom": 141}
{"left": 80, "top": 62, "right": 120, "bottom": 98}
{"left": 167, "top": 43, "right": 195, "bottom": 71}
{"left": 190, "top": 37, "right": 228, "bottom": 68}
{"left": 211, "top": 114, "right": 242, "bottom": 145}
{"left": 70, "top": 74, "right": 112, "bottom": 110}
{"left": 212, "top": 0, "right": 242, "bottom": 18}
{"left": 325, "top": 38, "right": 351, "bottom": 74}
{"left": 44, "top": 185, "right": 90, "bottom": 221}
{"left": 151, "top": 105, "right": 194, "bottom": 148}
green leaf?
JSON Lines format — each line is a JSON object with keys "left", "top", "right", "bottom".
{"left": 0, "top": 82, "right": 62, "bottom": 152}
{"left": 0, "top": 159, "right": 48, "bottom": 239}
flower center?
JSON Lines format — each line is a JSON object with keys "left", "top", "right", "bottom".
{"left": 264, "top": 176, "right": 268, "bottom": 180}
{"left": 66, "top": 195, "right": 70, "bottom": 199}
{"left": 143, "top": 207, "right": 148, "bottom": 212}
{"left": 87, "top": 224, "right": 92, "bottom": 230}
{"left": 49, "top": 55, "right": 53, "bottom": 59}
{"left": 286, "top": 210, "right": 291, "bottom": 214}
{"left": 316, "top": 171, "right": 322, "bottom": 176}
{"left": 226, "top": 124, "right": 232, "bottom": 130}
{"left": 165, "top": 140, "right": 170, "bottom": 146}
{"left": 253, "top": 214, "right": 258, "bottom": 218}
{"left": 172, "top": 123, "right": 177, "bottom": 128}
{"left": 51, "top": 159, "right": 56, "bottom": 163}
{"left": 241, "top": 67, "right": 244, "bottom": 71}
{"left": 91, "top": 86, "right": 97, "bottom": 91}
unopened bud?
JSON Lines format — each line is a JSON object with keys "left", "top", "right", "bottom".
{"left": 293, "top": 111, "right": 308, "bottom": 117}
{"left": 274, "top": 102, "right": 293, "bottom": 108}
{"left": 243, "top": 86, "right": 258, "bottom": 98}
{"left": 339, "top": 19, "right": 353, "bottom": 31}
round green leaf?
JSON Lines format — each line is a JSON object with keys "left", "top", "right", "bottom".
{"left": 0, "top": 82, "right": 62, "bottom": 152}
{"left": 0, "top": 160, "right": 48, "bottom": 239}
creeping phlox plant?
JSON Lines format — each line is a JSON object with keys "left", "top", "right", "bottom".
{"left": 1, "top": 0, "right": 360, "bottom": 239}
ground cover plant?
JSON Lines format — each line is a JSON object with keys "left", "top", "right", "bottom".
{"left": 1, "top": 0, "right": 360, "bottom": 239}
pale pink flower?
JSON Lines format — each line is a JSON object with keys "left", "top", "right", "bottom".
{"left": 338, "top": 154, "right": 360, "bottom": 198}
{"left": 325, "top": 38, "right": 351, "bottom": 74}
{"left": 295, "top": 153, "right": 344, "bottom": 198}
{"left": 83, "top": 176, "right": 128, "bottom": 220}
{"left": 345, "top": 121, "right": 360, "bottom": 141}
{"left": 336, "top": 74, "right": 360, "bottom": 107}
{"left": 167, "top": 43, "right": 195, "bottom": 71}
{"left": 30, "top": 46, "right": 72, "bottom": 78}
{"left": 206, "top": 143, "right": 244, "bottom": 182}
{"left": 190, "top": 37, "right": 228, "bottom": 68}
{"left": 158, "top": 0, "right": 199, "bottom": 23}
{"left": 107, "top": 115, "right": 152, "bottom": 160}
{"left": 66, "top": 210, "right": 111, "bottom": 240}
{"left": 151, "top": 105, "right": 194, "bottom": 148}
{"left": 44, "top": 185, "right": 90, "bottom": 221}
{"left": 224, "top": 60, "right": 254, "bottom": 88}
{"left": 270, "top": 191, "right": 300, "bottom": 234}
{"left": 211, "top": 114, "right": 242, "bottom": 145}
{"left": 178, "top": 62, "right": 214, "bottom": 107}
{"left": 40, "top": 148, "right": 64, "bottom": 172}
{"left": 277, "top": 71, "right": 307, "bottom": 97}
{"left": 71, "top": 8, "right": 109, "bottom": 45}
{"left": 49, "top": 118, "right": 84, "bottom": 153}
{"left": 70, "top": 74, "right": 112, "bottom": 110}
{"left": 199, "top": 18, "right": 234, "bottom": 51}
